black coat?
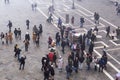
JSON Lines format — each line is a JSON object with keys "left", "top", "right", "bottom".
{"left": 25, "top": 34, "right": 30, "bottom": 41}
{"left": 50, "top": 67, "right": 55, "bottom": 76}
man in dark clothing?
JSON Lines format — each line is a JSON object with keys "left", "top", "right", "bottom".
{"left": 14, "top": 44, "right": 18, "bottom": 57}
{"left": 53, "top": 52, "right": 57, "bottom": 67}
{"left": 7, "top": 20, "right": 12, "bottom": 32}
{"left": 94, "top": 12, "right": 100, "bottom": 24}
{"left": 55, "top": 32, "right": 61, "bottom": 46}
{"left": 80, "top": 17, "right": 85, "bottom": 28}
{"left": 60, "top": 27, "right": 65, "bottom": 39}
{"left": 25, "top": 32, "right": 30, "bottom": 41}
{"left": 66, "top": 64, "right": 72, "bottom": 79}
{"left": 24, "top": 40, "right": 29, "bottom": 52}
{"left": 17, "top": 28, "right": 21, "bottom": 40}
{"left": 79, "top": 55, "right": 85, "bottom": 70}
{"left": 98, "top": 57, "right": 105, "bottom": 72}
{"left": 14, "top": 28, "right": 18, "bottom": 40}
{"left": 73, "top": 57, "right": 79, "bottom": 73}
{"left": 19, "top": 55, "right": 26, "bottom": 70}
{"left": 16, "top": 48, "right": 21, "bottom": 61}
{"left": 61, "top": 39, "right": 66, "bottom": 54}
{"left": 26, "top": 19, "right": 30, "bottom": 29}
{"left": 44, "top": 67, "right": 50, "bottom": 80}
{"left": 58, "top": 17, "right": 62, "bottom": 28}
{"left": 88, "top": 42, "right": 94, "bottom": 55}
{"left": 86, "top": 54, "right": 92, "bottom": 70}
{"left": 49, "top": 65, "right": 55, "bottom": 80}
{"left": 41, "top": 56, "right": 46, "bottom": 71}
{"left": 38, "top": 24, "right": 43, "bottom": 36}
{"left": 106, "top": 26, "right": 110, "bottom": 37}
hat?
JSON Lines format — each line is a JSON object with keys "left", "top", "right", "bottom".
{"left": 59, "top": 56, "right": 62, "bottom": 58}
{"left": 51, "top": 65, "right": 54, "bottom": 67}
{"left": 26, "top": 32, "right": 29, "bottom": 34}
{"left": 21, "top": 55, "right": 24, "bottom": 57}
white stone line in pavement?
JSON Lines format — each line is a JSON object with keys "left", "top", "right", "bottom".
{"left": 73, "top": 0, "right": 118, "bottom": 29}
{"left": 109, "top": 39, "right": 120, "bottom": 46}
{"left": 109, "top": 40, "right": 118, "bottom": 46}
{"left": 95, "top": 48, "right": 120, "bottom": 70}
{"left": 94, "top": 41, "right": 109, "bottom": 47}
{"left": 94, "top": 50, "right": 119, "bottom": 80}
{"left": 77, "top": 9, "right": 92, "bottom": 17}
{"left": 29, "top": 0, "right": 59, "bottom": 30}
{"left": 94, "top": 46, "right": 104, "bottom": 49}
{"left": 94, "top": 41, "right": 120, "bottom": 70}
{"left": 84, "top": 50, "right": 114, "bottom": 80}
{"left": 98, "top": 30, "right": 107, "bottom": 33}
{"left": 91, "top": 17, "right": 106, "bottom": 28}
{"left": 74, "top": 12, "right": 96, "bottom": 26}
{"left": 106, "top": 47, "right": 120, "bottom": 51}
{"left": 28, "top": 0, "right": 120, "bottom": 79}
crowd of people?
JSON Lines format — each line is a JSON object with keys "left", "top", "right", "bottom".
{"left": 38, "top": 12, "right": 111, "bottom": 79}
{"left": 0, "top": 1, "right": 119, "bottom": 79}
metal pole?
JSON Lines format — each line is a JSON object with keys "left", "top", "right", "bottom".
{"left": 72, "top": 0, "right": 75, "bottom": 9}
{"left": 52, "top": 0, "right": 54, "bottom": 10}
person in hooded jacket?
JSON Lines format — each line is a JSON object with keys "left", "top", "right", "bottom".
{"left": 19, "top": 55, "right": 26, "bottom": 70}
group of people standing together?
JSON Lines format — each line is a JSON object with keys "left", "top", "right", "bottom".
{"left": 38, "top": 11, "right": 109, "bottom": 80}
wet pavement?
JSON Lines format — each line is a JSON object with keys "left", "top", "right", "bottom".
{"left": 0, "top": 0, "right": 120, "bottom": 80}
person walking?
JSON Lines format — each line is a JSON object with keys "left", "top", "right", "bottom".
{"left": 5, "top": 33, "right": 9, "bottom": 45}
{"left": 73, "top": 57, "right": 79, "bottom": 73}
{"left": 79, "top": 55, "right": 85, "bottom": 70}
{"left": 8, "top": 31, "right": 13, "bottom": 44}
{"left": 55, "top": 32, "right": 60, "bottom": 46}
{"left": 1, "top": 32, "right": 5, "bottom": 45}
{"left": 80, "top": 17, "right": 85, "bottom": 28}
{"left": 19, "top": 55, "right": 26, "bottom": 70}
{"left": 57, "top": 56, "right": 63, "bottom": 72}
{"left": 25, "top": 32, "right": 30, "bottom": 41}
{"left": 88, "top": 41, "right": 94, "bottom": 55}
{"left": 106, "top": 26, "right": 110, "bottom": 37}
{"left": 24, "top": 40, "right": 29, "bottom": 52}
{"left": 94, "top": 12, "right": 100, "bottom": 24}
{"left": 49, "top": 65, "right": 55, "bottom": 80}
{"left": 7, "top": 20, "right": 12, "bottom": 32}
{"left": 61, "top": 39, "right": 66, "bottom": 54}
{"left": 66, "top": 64, "right": 72, "bottom": 79}
{"left": 38, "top": 24, "right": 43, "bottom": 36}
{"left": 17, "top": 28, "right": 21, "bottom": 40}
{"left": 14, "top": 44, "right": 18, "bottom": 57}
{"left": 58, "top": 17, "right": 62, "bottom": 28}
{"left": 26, "top": 19, "right": 30, "bottom": 29}
{"left": 93, "top": 56, "right": 98, "bottom": 71}
{"left": 44, "top": 67, "right": 50, "bottom": 80}
{"left": 14, "top": 28, "right": 18, "bottom": 40}
{"left": 71, "top": 16, "right": 74, "bottom": 24}
{"left": 16, "top": 48, "right": 22, "bottom": 61}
